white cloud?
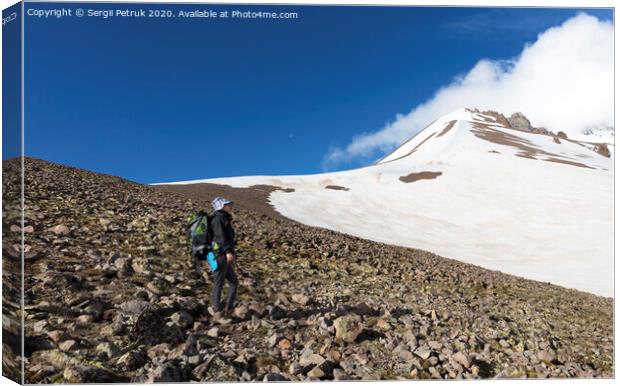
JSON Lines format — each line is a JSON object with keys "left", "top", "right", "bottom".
{"left": 324, "top": 13, "right": 613, "bottom": 168}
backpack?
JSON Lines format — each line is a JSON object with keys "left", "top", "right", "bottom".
{"left": 186, "top": 211, "right": 214, "bottom": 259}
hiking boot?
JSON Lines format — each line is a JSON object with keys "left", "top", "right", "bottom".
{"left": 212, "top": 311, "right": 232, "bottom": 325}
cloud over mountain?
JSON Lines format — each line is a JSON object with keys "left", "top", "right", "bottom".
{"left": 324, "top": 13, "right": 613, "bottom": 168}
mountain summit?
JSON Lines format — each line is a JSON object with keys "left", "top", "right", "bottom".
{"left": 163, "top": 108, "right": 614, "bottom": 297}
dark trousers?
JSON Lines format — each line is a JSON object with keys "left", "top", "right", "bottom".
{"left": 210, "top": 254, "right": 238, "bottom": 312}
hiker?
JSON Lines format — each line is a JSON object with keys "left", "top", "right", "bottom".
{"left": 209, "top": 196, "right": 239, "bottom": 322}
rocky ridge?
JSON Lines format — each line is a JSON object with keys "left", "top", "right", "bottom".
{"left": 2, "top": 157, "right": 613, "bottom": 382}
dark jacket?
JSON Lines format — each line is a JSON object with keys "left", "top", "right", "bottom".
{"left": 211, "top": 210, "right": 235, "bottom": 255}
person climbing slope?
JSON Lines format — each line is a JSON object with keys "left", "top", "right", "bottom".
{"left": 209, "top": 196, "right": 239, "bottom": 324}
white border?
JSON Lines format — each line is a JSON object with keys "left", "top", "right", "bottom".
{"left": 0, "top": 1, "right": 616, "bottom": 386}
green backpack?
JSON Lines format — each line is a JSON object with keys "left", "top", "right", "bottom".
{"left": 186, "top": 211, "right": 214, "bottom": 258}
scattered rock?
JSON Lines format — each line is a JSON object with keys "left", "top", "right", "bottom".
{"left": 136, "top": 361, "right": 188, "bottom": 382}
{"left": 278, "top": 338, "right": 292, "bottom": 350}
{"left": 233, "top": 305, "right": 249, "bottom": 319}
{"left": 414, "top": 346, "right": 431, "bottom": 360}
{"left": 76, "top": 314, "right": 95, "bottom": 325}
{"left": 63, "top": 365, "right": 123, "bottom": 383}
{"left": 537, "top": 350, "right": 558, "bottom": 364}
{"left": 47, "top": 330, "right": 69, "bottom": 344}
{"left": 195, "top": 355, "right": 236, "bottom": 380}
{"left": 118, "top": 299, "right": 151, "bottom": 317}
{"left": 263, "top": 372, "right": 288, "bottom": 381}
{"left": 268, "top": 332, "right": 282, "bottom": 347}
{"left": 299, "top": 349, "right": 326, "bottom": 367}
{"left": 116, "top": 350, "right": 146, "bottom": 370}
{"left": 307, "top": 366, "right": 325, "bottom": 379}
{"left": 333, "top": 314, "right": 363, "bottom": 343}
{"left": 291, "top": 293, "right": 310, "bottom": 306}
{"left": 129, "top": 307, "right": 183, "bottom": 345}
{"left": 96, "top": 342, "right": 120, "bottom": 360}
{"left": 170, "top": 311, "right": 193, "bottom": 328}
{"left": 353, "top": 302, "right": 378, "bottom": 316}
{"left": 58, "top": 340, "right": 77, "bottom": 352}
{"left": 451, "top": 351, "right": 470, "bottom": 368}
{"left": 48, "top": 224, "right": 70, "bottom": 235}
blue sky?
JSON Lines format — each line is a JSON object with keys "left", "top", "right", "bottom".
{"left": 22, "top": 3, "right": 612, "bottom": 183}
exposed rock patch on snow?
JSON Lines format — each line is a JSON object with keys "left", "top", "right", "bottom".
{"left": 399, "top": 171, "right": 442, "bottom": 183}
{"left": 325, "top": 185, "right": 350, "bottom": 191}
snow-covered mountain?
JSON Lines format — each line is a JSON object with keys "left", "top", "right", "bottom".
{"left": 162, "top": 108, "right": 614, "bottom": 297}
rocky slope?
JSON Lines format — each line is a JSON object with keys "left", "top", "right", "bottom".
{"left": 2, "top": 157, "right": 23, "bottom": 384}
{"left": 4, "top": 157, "right": 613, "bottom": 382}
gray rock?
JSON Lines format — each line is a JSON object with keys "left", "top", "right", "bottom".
{"left": 508, "top": 112, "right": 532, "bottom": 131}
{"left": 233, "top": 305, "right": 250, "bottom": 319}
{"left": 114, "top": 257, "right": 134, "bottom": 278}
{"left": 395, "top": 343, "right": 414, "bottom": 361}
{"left": 333, "top": 368, "right": 349, "bottom": 380}
{"left": 73, "top": 312, "right": 93, "bottom": 324}
{"left": 63, "top": 365, "right": 121, "bottom": 383}
{"left": 137, "top": 361, "right": 188, "bottom": 382}
{"left": 299, "top": 349, "right": 326, "bottom": 367}
{"left": 116, "top": 350, "right": 146, "bottom": 370}
{"left": 119, "top": 299, "right": 150, "bottom": 316}
{"left": 307, "top": 366, "right": 325, "bottom": 379}
{"left": 48, "top": 224, "right": 70, "bottom": 235}
{"left": 353, "top": 302, "right": 378, "bottom": 316}
{"left": 170, "top": 311, "right": 193, "bottom": 328}
{"left": 267, "top": 332, "right": 282, "bottom": 347}
{"left": 291, "top": 294, "right": 311, "bottom": 306}
{"left": 58, "top": 340, "right": 77, "bottom": 352}
{"left": 333, "top": 314, "right": 363, "bottom": 343}
{"left": 129, "top": 307, "right": 184, "bottom": 346}
{"left": 96, "top": 342, "right": 120, "bottom": 359}
{"left": 288, "top": 362, "right": 302, "bottom": 375}
{"left": 537, "top": 350, "right": 558, "bottom": 364}
{"left": 263, "top": 372, "right": 288, "bottom": 381}
{"left": 47, "top": 330, "right": 69, "bottom": 344}
{"left": 414, "top": 346, "right": 431, "bottom": 360}
{"left": 451, "top": 351, "right": 470, "bottom": 368}
{"left": 194, "top": 355, "right": 237, "bottom": 381}
{"left": 33, "top": 320, "right": 48, "bottom": 333}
